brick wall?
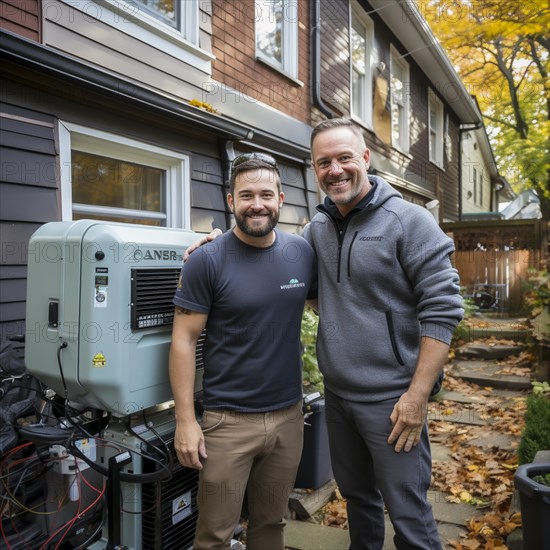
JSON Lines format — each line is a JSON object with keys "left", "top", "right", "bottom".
{"left": 211, "top": 0, "right": 310, "bottom": 123}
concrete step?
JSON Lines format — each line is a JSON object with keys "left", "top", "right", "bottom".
{"left": 455, "top": 343, "right": 527, "bottom": 360}
{"left": 285, "top": 495, "right": 475, "bottom": 549}
{"left": 460, "top": 317, "right": 531, "bottom": 343}
{"left": 285, "top": 518, "right": 350, "bottom": 550}
{"left": 452, "top": 360, "right": 532, "bottom": 390}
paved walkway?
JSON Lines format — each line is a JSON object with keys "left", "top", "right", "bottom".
{"left": 284, "top": 318, "right": 533, "bottom": 550}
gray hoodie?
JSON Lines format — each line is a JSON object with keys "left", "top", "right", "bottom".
{"left": 304, "top": 175, "right": 464, "bottom": 402}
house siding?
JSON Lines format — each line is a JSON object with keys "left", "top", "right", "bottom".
{"left": 190, "top": 153, "right": 227, "bottom": 234}
{"left": 315, "top": 0, "right": 350, "bottom": 120}
{"left": 41, "top": 0, "right": 213, "bottom": 101}
{"left": 0, "top": 0, "right": 40, "bottom": 41}
{"left": 0, "top": 103, "right": 57, "bottom": 340}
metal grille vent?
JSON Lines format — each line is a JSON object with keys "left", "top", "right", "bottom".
{"left": 141, "top": 437, "right": 199, "bottom": 549}
{"left": 130, "top": 268, "right": 181, "bottom": 330}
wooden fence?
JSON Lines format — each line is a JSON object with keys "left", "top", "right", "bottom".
{"left": 453, "top": 249, "right": 533, "bottom": 314}
{"left": 442, "top": 219, "right": 548, "bottom": 315}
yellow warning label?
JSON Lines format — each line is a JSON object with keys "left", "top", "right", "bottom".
{"left": 92, "top": 352, "right": 106, "bottom": 368}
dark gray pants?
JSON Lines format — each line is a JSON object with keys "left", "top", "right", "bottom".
{"left": 324, "top": 388, "right": 442, "bottom": 550}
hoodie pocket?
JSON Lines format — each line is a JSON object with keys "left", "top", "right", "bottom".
{"left": 385, "top": 311, "right": 405, "bottom": 366}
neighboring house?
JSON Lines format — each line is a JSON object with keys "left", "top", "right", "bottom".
{"left": 309, "top": 0, "right": 482, "bottom": 221}
{"left": 0, "top": 0, "right": 485, "bottom": 342}
{"left": 460, "top": 99, "right": 514, "bottom": 219}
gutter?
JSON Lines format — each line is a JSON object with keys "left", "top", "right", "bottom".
{"left": 310, "top": 1, "right": 334, "bottom": 119}
{"left": 0, "top": 29, "right": 254, "bottom": 141}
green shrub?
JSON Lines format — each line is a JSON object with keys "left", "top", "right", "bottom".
{"left": 523, "top": 269, "right": 550, "bottom": 343}
{"left": 533, "top": 473, "right": 550, "bottom": 486}
{"left": 301, "top": 306, "right": 324, "bottom": 393}
{"left": 451, "top": 294, "right": 479, "bottom": 346}
{"left": 518, "top": 390, "right": 550, "bottom": 464}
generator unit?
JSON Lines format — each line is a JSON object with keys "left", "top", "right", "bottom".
{"left": 25, "top": 220, "right": 203, "bottom": 415}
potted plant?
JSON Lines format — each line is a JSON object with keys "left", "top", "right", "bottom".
{"left": 515, "top": 382, "right": 550, "bottom": 549}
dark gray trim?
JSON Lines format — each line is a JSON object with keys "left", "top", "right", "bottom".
{"left": 0, "top": 29, "right": 254, "bottom": 141}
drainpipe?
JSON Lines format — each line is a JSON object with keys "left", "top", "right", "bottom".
{"left": 458, "top": 122, "right": 482, "bottom": 221}
{"left": 311, "top": 1, "right": 334, "bottom": 119}
{"left": 219, "top": 140, "right": 237, "bottom": 230}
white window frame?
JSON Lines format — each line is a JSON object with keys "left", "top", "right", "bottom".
{"left": 478, "top": 171, "right": 484, "bottom": 207}
{"left": 390, "top": 46, "right": 410, "bottom": 153}
{"left": 255, "top": 0, "right": 299, "bottom": 80}
{"left": 444, "top": 113, "right": 451, "bottom": 162}
{"left": 60, "top": 1, "right": 211, "bottom": 72}
{"left": 58, "top": 122, "right": 191, "bottom": 228}
{"left": 428, "top": 89, "right": 445, "bottom": 169}
{"left": 350, "top": 3, "right": 374, "bottom": 128}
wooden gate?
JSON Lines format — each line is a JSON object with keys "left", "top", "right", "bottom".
{"left": 442, "top": 219, "right": 548, "bottom": 315}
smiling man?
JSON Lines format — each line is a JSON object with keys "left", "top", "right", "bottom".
{"left": 169, "top": 153, "right": 316, "bottom": 550}
{"left": 181, "top": 119, "right": 463, "bottom": 549}
{"left": 305, "top": 118, "right": 463, "bottom": 549}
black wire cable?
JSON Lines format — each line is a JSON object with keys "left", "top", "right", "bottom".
{"left": 56, "top": 342, "right": 69, "bottom": 402}
{"left": 143, "top": 409, "right": 174, "bottom": 472}
{"left": 124, "top": 412, "right": 170, "bottom": 468}
{"left": 67, "top": 436, "right": 172, "bottom": 484}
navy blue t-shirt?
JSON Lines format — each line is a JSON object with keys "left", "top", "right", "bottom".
{"left": 173, "top": 230, "right": 316, "bottom": 412}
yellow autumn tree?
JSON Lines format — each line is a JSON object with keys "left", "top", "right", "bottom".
{"left": 421, "top": 0, "right": 550, "bottom": 218}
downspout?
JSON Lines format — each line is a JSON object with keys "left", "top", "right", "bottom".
{"left": 311, "top": 1, "right": 334, "bottom": 119}
{"left": 219, "top": 140, "right": 237, "bottom": 230}
{"left": 458, "top": 122, "right": 482, "bottom": 221}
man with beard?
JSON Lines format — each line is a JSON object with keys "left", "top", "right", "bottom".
{"left": 186, "top": 120, "right": 463, "bottom": 549}
{"left": 169, "top": 153, "right": 316, "bottom": 550}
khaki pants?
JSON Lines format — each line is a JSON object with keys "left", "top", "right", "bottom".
{"left": 193, "top": 402, "right": 303, "bottom": 550}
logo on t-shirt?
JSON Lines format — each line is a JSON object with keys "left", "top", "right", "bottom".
{"left": 280, "top": 278, "right": 306, "bottom": 290}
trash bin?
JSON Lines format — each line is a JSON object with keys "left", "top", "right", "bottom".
{"left": 294, "top": 396, "right": 332, "bottom": 489}
{"left": 514, "top": 462, "right": 550, "bottom": 550}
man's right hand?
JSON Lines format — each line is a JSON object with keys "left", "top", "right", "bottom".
{"left": 174, "top": 420, "right": 207, "bottom": 469}
{"left": 183, "top": 228, "right": 223, "bottom": 262}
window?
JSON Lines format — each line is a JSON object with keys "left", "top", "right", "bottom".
{"left": 473, "top": 167, "right": 477, "bottom": 204}
{"left": 429, "top": 90, "right": 444, "bottom": 168}
{"left": 59, "top": 123, "right": 190, "bottom": 228}
{"left": 351, "top": 5, "right": 374, "bottom": 127}
{"left": 390, "top": 47, "right": 410, "bottom": 152}
{"left": 132, "top": 0, "right": 181, "bottom": 30}
{"left": 255, "top": 0, "right": 298, "bottom": 79}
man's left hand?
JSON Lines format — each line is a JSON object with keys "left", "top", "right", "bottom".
{"left": 387, "top": 390, "right": 427, "bottom": 453}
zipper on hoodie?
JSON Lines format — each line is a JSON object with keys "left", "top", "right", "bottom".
{"left": 347, "top": 231, "right": 358, "bottom": 278}
{"left": 319, "top": 210, "right": 361, "bottom": 283}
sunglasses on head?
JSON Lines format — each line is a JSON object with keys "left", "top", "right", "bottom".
{"left": 232, "top": 152, "right": 279, "bottom": 170}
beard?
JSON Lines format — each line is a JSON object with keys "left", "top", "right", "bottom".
{"left": 234, "top": 210, "right": 280, "bottom": 237}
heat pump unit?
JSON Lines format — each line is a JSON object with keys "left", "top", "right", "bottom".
{"left": 89, "top": 407, "right": 199, "bottom": 550}
{"left": 25, "top": 220, "right": 203, "bottom": 415}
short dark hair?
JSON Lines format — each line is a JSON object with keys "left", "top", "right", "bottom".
{"left": 229, "top": 154, "right": 281, "bottom": 195}
{"left": 310, "top": 118, "right": 367, "bottom": 150}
